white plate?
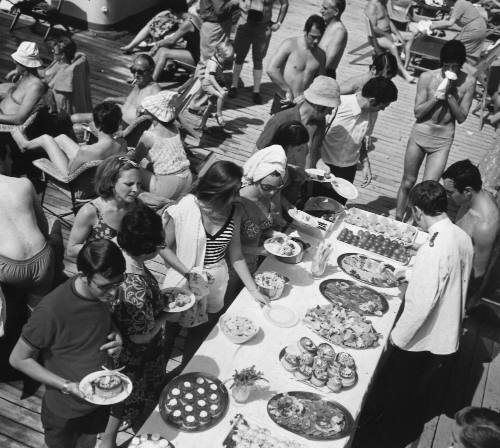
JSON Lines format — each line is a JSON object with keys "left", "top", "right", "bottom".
{"left": 263, "top": 237, "right": 301, "bottom": 258}
{"left": 79, "top": 370, "right": 133, "bottom": 405}
{"left": 305, "top": 168, "right": 334, "bottom": 183}
{"left": 161, "top": 287, "right": 196, "bottom": 313}
{"left": 331, "top": 177, "right": 359, "bottom": 200}
{"left": 263, "top": 304, "right": 298, "bottom": 328}
{"left": 220, "top": 314, "right": 259, "bottom": 344}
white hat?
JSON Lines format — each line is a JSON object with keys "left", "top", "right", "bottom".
{"left": 11, "top": 41, "right": 43, "bottom": 68}
{"left": 304, "top": 75, "right": 341, "bottom": 108}
{"left": 141, "top": 91, "right": 180, "bottom": 123}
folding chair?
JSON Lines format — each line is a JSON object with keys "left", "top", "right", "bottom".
{"left": 407, "top": 34, "right": 447, "bottom": 72}
{"left": 32, "top": 158, "right": 101, "bottom": 227}
{"left": 349, "top": 15, "right": 384, "bottom": 65}
{"left": 473, "top": 65, "right": 500, "bottom": 130}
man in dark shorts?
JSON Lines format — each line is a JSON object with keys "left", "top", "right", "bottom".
{"left": 9, "top": 239, "right": 126, "bottom": 448}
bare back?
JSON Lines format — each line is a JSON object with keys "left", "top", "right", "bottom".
{"left": 0, "top": 76, "right": 45, "bottom": 118}
{"left": 122, "top": 82, "right": 161, "bottom": 124}
{"left": 365, "top": 0, "right": 391, "bottom": 34}
{"left": 320, "top": 21, "right": 348, "bottom": 75}
{"left": 0, "top": 176, "right": 47, "bottom": 260}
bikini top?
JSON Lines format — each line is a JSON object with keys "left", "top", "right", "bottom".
{"left": 87, "top": 201, "right": 118, "bottom": 241}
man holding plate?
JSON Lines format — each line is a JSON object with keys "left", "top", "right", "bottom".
{"left": 9, "top": 239, "right": 126, "bottom": 448}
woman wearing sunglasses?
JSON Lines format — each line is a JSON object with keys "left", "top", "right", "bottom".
{"left": 67, "top": 155, "right": 141, "bottom": 258}
{"left": 100, "top": 204, "right": 171, "bottom": 448}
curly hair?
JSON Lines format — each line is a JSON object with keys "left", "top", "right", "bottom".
{"left": 95, "top": 155, "right": 140, "bottom": 199}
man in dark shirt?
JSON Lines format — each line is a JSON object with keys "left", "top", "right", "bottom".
{"left": 9, "top": 239, "right": 126, "bottom": 448}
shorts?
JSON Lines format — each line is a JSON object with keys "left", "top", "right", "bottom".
{"left": 151, "top": 169, "right": 193, "bottom": 201}
{"left": 409, "top": 121, "right": 455, "bottom": 155}
{"left": 234, "top": 22, "right": 272, "bottom": 69}
{"left": 200, "top": 20, "right": 232, "bottom": 64}
{"left": 41, "top": 399, "right": 109, "bottom": 448}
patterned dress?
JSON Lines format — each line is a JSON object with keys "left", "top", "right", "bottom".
{"left": 110, "top": 269, "right": 167, "bottom": 430}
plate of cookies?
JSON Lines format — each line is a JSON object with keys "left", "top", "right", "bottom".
{"left": 159, "top": 372, "right": 229, "bottom": 431}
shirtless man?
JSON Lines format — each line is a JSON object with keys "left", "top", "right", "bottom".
{"left": 0, "top": 42, "right": 46, "bottom": 126}
{"left": 442, "top": 160, "right": 500, "bottom": 293}
{"left": 365, "top": 0, "right": 416, "bottom": 82}
{"left": 396, "top": 40, "right": 475, "bottom": 221}
{"left": 319, "top": 0, "right": 348, "bottom": 79}
{"left": 267, "top": 15, "right": 326, "bottom": 103}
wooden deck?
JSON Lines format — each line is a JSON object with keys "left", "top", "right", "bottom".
{"left": 0, "top": 0, "right": 499, "bottom": 445}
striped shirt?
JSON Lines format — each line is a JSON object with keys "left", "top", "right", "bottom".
{"left": 203, "top": 208, "right": 235, "bottom": 266}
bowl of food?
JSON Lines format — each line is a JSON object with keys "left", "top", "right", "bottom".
{"left": 264, "top": 236, "right": 308, "bottom": 264}
{"left": 219, "top": 315, "right": 259, "bottom": 344}
{"left": 254, "top": 271, "right": 288, "bottom": 300}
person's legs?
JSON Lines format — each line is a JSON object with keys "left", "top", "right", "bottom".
{"left": 376, "top": 36, "right": 415, "bottom": 82}
{"left": 396, "top": 130, "right": 426, "bottom": 220}
{"left": 399, "top": 30, "right": 417, "bottom": 70}
{"left": 98, "top": 414, "right": 121, "bottom": 448}
{"left": 252, "top": 24, "right": 272, "bottom": 97}
{"left": 152, "top": 48, "right": 196, "bottom": 81}
{"left": 41, "top": 399, "right": 79, "bottom": 448}
{"left": 231, "top": 24, "right": 252, "bottom": 92}
{"left": 422, "top": 144, "right": 452, "bottom": 181}
{"left": 120, "top": 22, "right": 153, "bottom": 52}
{"left": 215, "top": 93, "right": 226, "bottom": 125}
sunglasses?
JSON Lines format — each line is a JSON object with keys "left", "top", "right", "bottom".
{"left": 130, "top": 67, "right": 148, "bottom": 76}
{"left": 259, "top": 182, "right": 284, "bottom": 192}
{"left": 90, "top": 276, "right": 124, "bottom": 292}
{"left": 118, "top": 156, "right": 140, "bottom": 168}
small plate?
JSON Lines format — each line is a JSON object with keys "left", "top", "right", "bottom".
{"left": 79, "top": 370, "right": 133, "bottom": 405}
{"left": 331, "top": 178, "right": 359, "bottom": 200}
{"left": 161, "top": 287, "right": 196, "bottom": 313}
{"left": 263, "top": 237, "right": 301, "bottom": 258}
{"left": 263, "top": 304, "right": 298, "bottom": 328}
{"left": 305, "top": 168, "right": 334, "bottom": 183}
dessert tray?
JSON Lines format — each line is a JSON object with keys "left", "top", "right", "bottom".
{"left": 129, "top": 434, "right": 174, "bottom": 447}
{"left": 319, "top": 278, "right": 389, "bottom": 316}
{"left": 159, "top": 372, "right": 229, "bottom": 431}
{"left": 79, "top": 369, "right": 132, "bottom": 405}
{"left": 264, "top": 237, "right": 301, "bottom": 258}
{"left": 344, "top": 208, "right": 418, "bottom": 245}
{"left": 279, "top": 337, "right": 358, "bottom": 394}
{"left": 161, "top": 287, "right": 196, "bottom": 313}
{"left": 223, "top": 414, "right": 306, "bottom": 448}
{"left": 338, "top": 253, "right": 398, "bottom": 288}
{"left": 304, "top": 304, "right": 381, "bottom": 349}
{"left": 267, "top": 392, "right": 354, "bottom": 441}
{"left": 220, "top": 314, "right": 259, "bottom": 344}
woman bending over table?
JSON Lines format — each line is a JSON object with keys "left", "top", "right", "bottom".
{"left": 160, "top": 161, "right": 268, "bottom": 365}
{"left": 100, "top": 204, "right": 170, "bottom": 447}
{"left": 11, "top": 102, "right": 126, "bottom": 175}
{"left": 66, "top": 155, "right": 141, "bottom": 258}
{"left": 131, "top": 91, "right": 192, "bottom": 200}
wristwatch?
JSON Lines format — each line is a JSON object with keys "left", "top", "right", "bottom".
{"left": 61, "top": 380, "right": 71, "bottom": 395}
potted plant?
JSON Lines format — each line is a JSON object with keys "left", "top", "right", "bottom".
{"left": 230, "top": 365, "right": 267, "bottom": 403}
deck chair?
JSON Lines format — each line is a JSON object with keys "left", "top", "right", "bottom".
{"left": 349, "top": 15, "right": 384, "bottom": 65}
{"left": 10, "top": 0, "right": 68, "bottom": 40}
{"left": 32, "top": 158, "right": 101, "bottom": 227}
{"left": 407, "top": 34, "right": 447, "bottom": 72}
{"left": 473, "top": 65, "right": 500, "bottom": 129}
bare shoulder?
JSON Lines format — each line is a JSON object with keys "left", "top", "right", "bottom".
{"left": 147, "top": 82, "right": 162, "bottom": 94}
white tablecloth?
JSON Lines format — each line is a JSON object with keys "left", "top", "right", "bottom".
{"left": 138, "top": 218, "right": 424, "bottom": 447}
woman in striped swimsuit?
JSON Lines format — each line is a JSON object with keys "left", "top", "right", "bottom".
{"left": 160, "top": 161, "right": 268, "bottom": 365}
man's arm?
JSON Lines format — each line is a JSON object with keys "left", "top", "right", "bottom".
{"left": 446, "top": 77, "right": 475, "bottom": 124}
{"left": 267, "top": 39, "right": 294, "bottom": 100}
{"left": 271, "top": 0, "right": 289, "bottom": 30}
{"left": 0, "top": 83, "right": 45, "bottom": 125}
{"left": 320, "top": 27, "right": 348, "bottom": 74}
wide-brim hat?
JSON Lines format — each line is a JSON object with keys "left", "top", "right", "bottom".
{"left": 141, "top": 91, "right": 180, "bottom": 123}
{"left": 304, "top": 75, "right": 341, "bottom": 108}
{"left": 11, "top": 41, "right": 43, "bottom": 68}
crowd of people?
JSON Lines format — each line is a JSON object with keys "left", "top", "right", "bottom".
{"left": 1, "top": 0, "right": 500, "bottom": 447}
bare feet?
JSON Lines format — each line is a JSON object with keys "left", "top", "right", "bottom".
{"left": 119, "top": 46, "right": 133, "bottom": 55}
{"left": 216, "top": 114, "right": 226, "bottom": 127}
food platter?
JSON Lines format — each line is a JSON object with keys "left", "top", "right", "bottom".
{"left": 161, "top": 287, "right": 196, "bottom": 313}
{"left": 331, "top": 177, "right": 359, "bottom": 200}
{"left": 337, "top": 253, "right": 398, "bottom": 288}
{"left": 159, "top": 372, "right": 229, "bottom": 431}
{"left": 288, "top": 208, "right": 333, "bottom": 233}
{"left": 278, "top": 338, "right": 358, "bottom": 394}
{"left": 264, "top": 237, "right": 302, "bottom": 258}
{"left": 267, "top": 392, "right": 354, "bottom": 441}
{"left": 219, "top": 314, "right": 259, "bottom": 344}
{"left": 129, "top": 434, "right": 174, "bottom": 447}
{"left": 79, "top": 370, "right": 133, "bottom": 405}
{"left": 223, "top": 414, "right": 306, "bottom": 447}
{"left": 319, "top": 278, "right": 389, "bottom": 316}
{"left": 263, "top": 304, "right": 299, "bottom": 328}
{"left": 304, "top": 304, "right": 381, "bottom": 349}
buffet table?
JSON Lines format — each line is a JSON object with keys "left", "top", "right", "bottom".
{"left": 138, "top": 212, "right": 426, "bottom": 447}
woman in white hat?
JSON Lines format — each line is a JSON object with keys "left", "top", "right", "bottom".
{"left": 130, "top": 90, "right": 193, "bottom": 200}
{"left": 0, "top": 42, "right": 46, "bottom": 125}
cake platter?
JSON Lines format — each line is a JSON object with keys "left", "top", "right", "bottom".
{"left": 79, "top": 368, "right": 133, "bottom": 405}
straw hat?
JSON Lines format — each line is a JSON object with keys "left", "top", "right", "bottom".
{"left": 141, "top": 91, "right": 180, "bottom": 123}
{"left": 11, "top": 41, "right": 43, "bottom": 68}
{"left": 303, "top": 75, "right": 341, "bottom": 108}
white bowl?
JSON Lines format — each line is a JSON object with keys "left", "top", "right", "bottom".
{"left": 219, "top": 314, "right": 259, "bottom": 344}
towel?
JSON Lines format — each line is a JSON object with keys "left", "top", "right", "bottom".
{"left": 243, "top": 145, "right": 287, "bottom": 187}
{"left": 435, "top": 71, "right": 458, "bottom": 100}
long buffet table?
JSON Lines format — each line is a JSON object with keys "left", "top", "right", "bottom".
{"left": 138, "top": 212, "right": 427, "bottom": 447}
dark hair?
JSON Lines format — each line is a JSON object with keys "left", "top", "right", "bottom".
{"left": 332, "top": 0, "right": 346, "bottom": 17}
{"left": 95, "top": 155, "right": 140, "bottom": 199}
{"left": 441, "top": 39, "right": 466, "bottom": 67}
{"left": 191, "top": 161, "right": 242, "bottom": 207}
{"left": 371, "top": 53, "right": 398, "bottom": 79}
{"left": 77, "top": 239, "right": 125, "bottom": 280}
{"left": 134, "top": 53, "right": 156, "bottom": 70}
{"left": 362, "top": 77, "right": 398, "bottom": 105}
{"left": 271, "top": 121, "right": 310, "bottom": 149}
{"left": 455, "top": 407, "right": 500, "bottom": 448}
{"left": 56, "top": 36, "right": 77, "bottom": 62}
{"left": 409, "top": 180, "right": 448, "bottom": 216}
{"left": 442, "top": 159, "right": 482, "bottom": 193}
{"left": 169, "top": 0, "right": 188, "bottom": 13}
{"left": 93, "top": 102, "right": 123, "bottom": 135}
{"left": 304, "top": 14, "right": 326, "bottom": 34}
{"left": 117, "top": 203, "right": 164, "bottom": 257}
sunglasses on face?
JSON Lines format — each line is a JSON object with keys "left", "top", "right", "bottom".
{"left": 130, "top": 67, "right": 148, "bottom": 75}
{"left": 90, "top": 276, "right": 124, "bottom": 292}
{"left": 259, "top": 182, "right": 284, "bottom": 192}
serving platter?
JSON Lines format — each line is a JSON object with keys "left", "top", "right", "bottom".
{"left": 159, "top": 372, "right": 229, "bottom": 432}
{"left": 319, "top": 278, "right": 389, "bottom": 316}
{"left": 79, "top": 370, "right": 132, "bottom": 405}
{"left": 337, "top": 253, "right": 398, "bottom": 288}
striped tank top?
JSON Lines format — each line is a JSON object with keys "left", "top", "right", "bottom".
{"left": 203, "top": 207, "right": 235, "bottom": 266}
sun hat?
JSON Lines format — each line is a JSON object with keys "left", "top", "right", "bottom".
{"left": 303, "top": 75, "right": 341, "bottom": 108}
{"left": 141, "top": 91, "right": 180, "bottom": 123}
{"left": 11, "top": 41, "right": 43, "bottom": 68}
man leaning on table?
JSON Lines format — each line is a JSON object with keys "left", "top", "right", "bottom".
{"left": 9, "top": 239, "right": 126, "bottom": 448}
{"left": 379, "top": 181, "right": 473, "bottom": 441}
